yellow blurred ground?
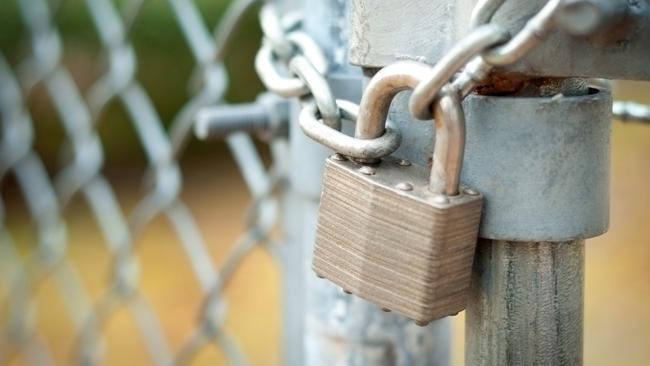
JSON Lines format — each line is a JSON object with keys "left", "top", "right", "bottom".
{"left": 2, "top": 84, "right": 650, "bottom": 365}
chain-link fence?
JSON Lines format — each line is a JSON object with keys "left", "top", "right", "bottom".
{"left": 0, "top": 0, "right": 286, "bottom": 364}
{"left": 4, "top": 0, "right": 650, "bottom": 365}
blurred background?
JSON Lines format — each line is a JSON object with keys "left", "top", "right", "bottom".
{"left": 0, "top": 0, "right": 648, "bottom": 365}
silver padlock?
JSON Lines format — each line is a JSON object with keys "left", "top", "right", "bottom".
{"left": 312, "top": 68, "right": 483, "bottom": 325}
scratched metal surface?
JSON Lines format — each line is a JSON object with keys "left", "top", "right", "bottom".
{"left": 466, "top": 240, "right": 584, "bottom": 365}
{"left": 462, "top": 90, "right": 612, "bottom": 241}
{"left": 349, "top": 0, "right": 650, "bottom": 80}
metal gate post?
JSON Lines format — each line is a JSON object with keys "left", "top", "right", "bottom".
{"left": 280, "top": 0, "right": 451, "bottom": 365}
{"left": 459, "top": 82, "right": 612, "bottom": 365}
{"left": 466, "top": 240, "right": 585, "bottom": 365}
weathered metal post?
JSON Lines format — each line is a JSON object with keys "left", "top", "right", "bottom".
{"left": 466, "top": 240, "right": 585, "bottom": 364}
{"left": 460, "top": 81, "right": 612, "bottom": 364}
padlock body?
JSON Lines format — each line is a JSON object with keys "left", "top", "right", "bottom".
{"left": 313, "top": 155, "right": 483, "bottom": 324}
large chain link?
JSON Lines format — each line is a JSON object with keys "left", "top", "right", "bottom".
{"left": 298, "top": 100, "right": 402, "bottom": 159}
{"left": 409, "top": 0, "right": 562, "bottom": 120}
{"left": 255, "top": 4, "right": 341, "bottom": 130}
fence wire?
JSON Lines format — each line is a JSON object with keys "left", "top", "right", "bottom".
{"left": 0, "top": 0, "right": 286, "bottom": 364}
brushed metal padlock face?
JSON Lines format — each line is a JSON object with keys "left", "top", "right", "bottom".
{"left": 313, "top": 155, "right": 483, "bottom": 324}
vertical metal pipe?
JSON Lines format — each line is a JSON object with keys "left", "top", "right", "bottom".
{"left": 466, "top": 240, "right": 584, "bottom": 365}
{"left": 462, "top": 78, "right": 596, "bottom": 366}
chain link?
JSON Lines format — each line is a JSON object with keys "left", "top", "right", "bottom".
{"left": 255, "top": 4, "right": 330, "bottom": 98}
{"left": 409, "top": 25, "right": 509, "bottom": 120}
{"left": 255, "top": 31, "right": 328, "bottom": 98}
{"left": 298, "top": 100, "right": 402, "bottom": 159}
{"left": 289, "top": 55, "right": 341, "bottom": 130}
{"left": 469, "top": 0, "right": 507, "bottom": 29}
{"left": 410, "top": 0, "right": 563, "bottom": 120}
{"left": 481, "top": 0, "right": 562, "bottom": 66}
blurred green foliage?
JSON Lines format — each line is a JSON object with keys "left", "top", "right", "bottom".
{"left": 0, "top": 0, "right": 265, "bottom": 166}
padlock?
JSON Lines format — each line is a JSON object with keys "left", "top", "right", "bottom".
{"left": 312, "top": 69, "right": 483, "bottom": 325}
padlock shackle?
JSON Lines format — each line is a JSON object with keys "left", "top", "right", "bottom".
{"left": 355, "top": 61, "right": 433, "bottom": 139}
{"left": 356, "top": 61, "right": 466, "bottom": 196}
{"left": 431, "top": 86, "right": 465, "bottom": 196}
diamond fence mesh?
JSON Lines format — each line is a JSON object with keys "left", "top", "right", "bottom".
{"left": 0, "top": 0, "right": 285, "bottom": 365}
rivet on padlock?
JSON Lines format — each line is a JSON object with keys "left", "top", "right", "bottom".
{"left": 311, "top": 62, "right": 483, "bottom": 325}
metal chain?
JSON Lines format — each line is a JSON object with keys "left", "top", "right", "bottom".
{"left": 263, "top": 0, "right": 646, "bottom": 166}
{"left": 255, "top": 3, "right": 342, "bottom": 131}
{"left": 255, "top": 4, "right": 406, "bottom": 159}
{"left": 257, "top": 1, "right": 562, "bottom": 160}
{"left": 298, "top": 100, "right": 402, "bottom": 159}
{"left": 410, "top": 0, "right": 563, "bottom": 120}
{"left": 256, "top": 5, "right": 326, "bottom": 95}
{"left": 270, "top": 0, "right": 565, "bottom": 160}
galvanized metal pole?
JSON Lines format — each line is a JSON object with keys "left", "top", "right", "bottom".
{"left": 280, "top": 1, "right": 451, "bottom": 365}
{"left": 466, "top": 240, "right": 584, "bottom": 365}
{"left": 461, "top": 80, "right": 609, "bottom": 365}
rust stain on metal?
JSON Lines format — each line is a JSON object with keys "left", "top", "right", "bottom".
{"left": 475, "top": 75, "right": 589, "bottom": 97}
